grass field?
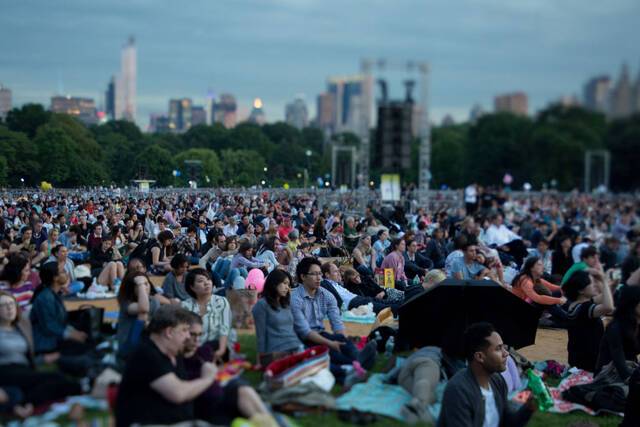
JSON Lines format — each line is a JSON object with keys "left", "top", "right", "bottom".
{"left": 236, "top": 335, "right": 622, "bottom": 427}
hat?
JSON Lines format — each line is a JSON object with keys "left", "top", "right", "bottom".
{"left": 74, "top": 264, "right": 92, "bottom": 279}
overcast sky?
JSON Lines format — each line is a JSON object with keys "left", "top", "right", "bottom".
{"left": 1, "top": 0, "right": 639, "bottom": 129}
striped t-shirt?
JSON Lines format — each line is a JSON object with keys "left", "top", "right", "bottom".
{"left": 0, "top": 281, "right": 35, "bottom": 312}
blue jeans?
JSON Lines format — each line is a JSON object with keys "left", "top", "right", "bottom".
{"left": 212, "top": 258, "right": 231, "bottom": 279}
{"left": 226, "top": 267, "right": 248, "bottom": 289}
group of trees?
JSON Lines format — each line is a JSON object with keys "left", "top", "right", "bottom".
{"left": 429, "top": 105, "right": 640, "bottom": 192}
{"left": 1, "top": 103, "right": 639, "bottom": 191}
{"left": 0, "top": 104, "right": 330, "bottom": 188}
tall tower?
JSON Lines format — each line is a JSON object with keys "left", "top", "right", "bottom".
{"left": 610, "top": 63, "right": 632, "bottom": 119}
{"left": 116, "top": 36, "right": 137, "bottom": 122}
{"left": 0, "top": 84, "right": 11, "bottom": 120}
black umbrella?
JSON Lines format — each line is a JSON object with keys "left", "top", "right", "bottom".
{"left": 398, "top": 278, "right": 541, "bottom": 358}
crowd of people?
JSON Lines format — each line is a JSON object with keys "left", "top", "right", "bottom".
{"left": 0, "top": 187, "right": 638, "bottom": 426}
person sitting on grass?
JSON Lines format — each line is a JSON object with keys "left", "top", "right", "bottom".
{"left": 181, "top": 269, "right": 232, "bottom": 362}
{"left": 252, "top": 269, "right": 303, "bottom": 367}
{"left": 563, "top": 270, "right": 614, "bottom": 372}
{"left": 290, "top": 257, "right": 376, "bottom": 384}
{"left": 182, "top": 312, "right": 276, "bottom": 426}
{"left": 162, "top": 253, "right": 190, "bottom": 302}
{"left": 438, "top": 322, "right": 535, "bottom": 427}
{"left": 115, "top": 305, "right": 218, "bottom": 427}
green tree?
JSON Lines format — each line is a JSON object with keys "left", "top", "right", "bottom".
{"left": 133, "top": 145, "right": 175, "bottom": 186}
{"left": 0, "top": 126, "right": 40, "bottom": 185}
{"left": 228, "top": 124, "right": 275, "bottom": 162}
{"left": 301, "top": 127, "right": 326, "bottom": 154}
{"left": 5, "top": 104, "right": 51, "bottom": 138}
{"left": 0, "top": 156, "right": 8, "bottom": 186}
{"left": 96, "top": 132, "right": 135, "bottom": 185}
{"left": 93, "top": 120, "right": 143, "bottom": 143}
{"left": 606, "top": 113, "right": 640, "bottom": 191}
{"left": 181, "top": 124, "right": 229, "bottom": 151}
{"left": 174, "top": 148, "right": 223, "bottom": 186}
{"left": 34, "top": 125, "right": 76, "bottom": 185}
{"left": 220, "top": 149, "right": 266, "bottom": 186}
{"left": 431, "top": 124, "right": 468, "bottom": 188}
{"left": 262, "top": 122, "right": 301, "bottom": 145}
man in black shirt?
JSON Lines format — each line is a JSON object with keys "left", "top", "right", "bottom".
{"left": 115, "top": 305, "right": 217, "bottom": 427}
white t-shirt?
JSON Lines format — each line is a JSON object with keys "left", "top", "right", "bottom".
{"left": 465, "top": 185, "right": 478, "bottom": 204}
{"left": 480, "top": 385, "right": 499, "bottom": 427}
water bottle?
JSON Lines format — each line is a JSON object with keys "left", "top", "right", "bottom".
{"left": 526, "top": 369, "right": 554, "bottom": 411}
{"left": 385, "top": 336, "right": 395, "bottom": 357}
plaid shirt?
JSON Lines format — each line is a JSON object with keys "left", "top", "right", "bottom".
{"left": 173, "top": 234, "right": 196, "bottom": 256}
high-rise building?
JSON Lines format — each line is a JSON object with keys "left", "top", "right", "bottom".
{"left": 374, "top": 100, "right": 413, "bottom": 173}
{"left": 315, "top": 92, "right": 335, "bottom": 132}
{"left": 168, "top": 98, "right": 192, "bottom": 132}
{"left": 149, "top": 114, "right": 171, "bottom": 133}
{"left": 105, "top": 76, "right": 116, "bottom": 120}
{"left": 634, "top": 67, "right": 640, "bottom": 113}
{"left": 0, "top": 85, "right": 11, "bottom": 120}
{"left": 50, "top": 95, "right": 98, "bottom": 125}
{"left": 212, "top": 94, "right": 237, "bottom": 128}
{"left": 115, "top": 36, "right": 136, "bottom": 122}
{"left": 610, "top": 64, "right": 633, "bottom": 119}
{"left": 469, "top": 104, "right": 485, "bottom": 123}
{"left": 583, "top": 76, "right": 611, "bottom": 114}
{"left": 494, "top": 92, "right": 528, "bottom": 116}
{"left": 326, "top": 74, "right": 373, "bottom": 135}
{"left": 247, "top": 98, "right": 266, "bottom": 125}
{"left": 285, "top": 97, "right": 308, "bottom": 130}
{"left": 191, "top": 106, "right": 207, "bottom": 127}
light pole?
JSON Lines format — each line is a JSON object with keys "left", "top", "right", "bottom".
{"left": 304, "top": 150, "right": 312, "bottom": 190}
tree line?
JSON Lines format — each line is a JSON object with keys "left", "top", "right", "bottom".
{"left": 0, "top": 103, "right": 639, "bottom": 191}
{"left": 429, "top": 105, "right": 640, "bottom": 192}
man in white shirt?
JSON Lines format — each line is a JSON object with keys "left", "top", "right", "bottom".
{"left": 464, "top": 183, "right": 478, "bottom": 215}
{"left": 484, "top": 213, "right": 529, "bottom": 267}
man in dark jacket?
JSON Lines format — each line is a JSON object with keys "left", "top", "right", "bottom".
{"left": 438, "top": 322, "right": 534, "bottom": 427}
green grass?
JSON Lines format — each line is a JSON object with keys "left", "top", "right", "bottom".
{"left": 237, "top": 335, "right": 622, "bottom": 427}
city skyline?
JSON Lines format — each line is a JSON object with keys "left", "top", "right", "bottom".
{"left": 2, "top": 0, "right": 639, "bottom": 129}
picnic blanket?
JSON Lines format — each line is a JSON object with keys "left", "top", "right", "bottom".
{"left": 342, "top": 311, "right": 376, "bottom": 324}
{"left": 336, "top": 357, "right": 448, "bottom": 422}
{"left": 336, "top": 373, "right": 412, "bottom": 421}
{"left": 543, "top": 369, "right": 622, "bottom": 416}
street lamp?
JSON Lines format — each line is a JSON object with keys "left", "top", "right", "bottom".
{"left": 304, "top": 150, "right": 312, "bottom": 189}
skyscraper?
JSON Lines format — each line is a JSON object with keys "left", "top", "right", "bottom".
{"left": 494, "top": 92, "right": 528, "bottom": 116}
{"left": 191, "top": 106, "right": 207, "bottom": 127}
{"left": 583, "top": 76, "right": 611, "bottom": 114}
{"left": 168, "top": 98, "right": 192, "bottom": 132}
{"left": 326, "top": 75, "right": 373, "bottom": 135}
{"left": 50, "top": 95, "right": 98, "bottom": 125}
{"left": 212, "top": 94, "right": 237, "bottom": 129}
{"left": 0, "top": 85, "right": 11, "bottom": 120}
{"left": 634, "top": 67, "right": 640, "bottom": 113}
{"left": 248, "top": 98, "right": 266, "bottom": 125}
{"left": 149, "top": 114, "right": 171, "bottom": 133}
{"left": 285, "top": 97, "right": 308, "bottom": 130}
{"left": 115, "top": 36, "right": 136, "bottom": 122}
{"left": 105, "top": 76, "right": 116, "bottom": 120}
{"left": 315, "top": 92, "right": 335, "bottom": 132}
{"left": 610, "top": 63, "right": 633, "bottom": 119}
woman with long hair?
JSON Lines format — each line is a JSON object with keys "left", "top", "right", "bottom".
{"left": 30, "top": 262, "right": 87, "bottom": 354}
{"left": 0, "top": 291, "right": 80, "bottom": 410}
{"left": 256, "top": 236, "right": 279, "bottom": 273}
{"left": 251, "top": 269, "right": 302, "bottom": 366}
{"left": 512, "top": 256, "right": 566, "bottom": 306}
{"left": 564, "top": 270, "right": 614, "bottom": 371}
{"left": 352, "top": 234, "right": 377, "bottom": 277}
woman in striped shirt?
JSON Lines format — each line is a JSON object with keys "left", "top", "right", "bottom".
{"left": 0, "top": 254, "right": 36, "bottom": 313}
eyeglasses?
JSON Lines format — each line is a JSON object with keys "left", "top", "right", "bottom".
{"left": 190, "top": 332, "right": 203, "bottom": 338}
{"left": 0, "top": 302, "right": 15, "bottom": 309}
{"left": 304, "top": 272, "right": 323, "bottom": 277}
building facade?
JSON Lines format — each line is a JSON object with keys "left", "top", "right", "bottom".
{"left": 212, "top": 94, "right": 237, "bottom": 129}
{"left": 285, "top": 97, "right": 308, "bottom": 130}
{"left": 168, "top": 98, "right": 192, "bottom": 132}
{"left": 115, "top": 36, "right": 136, "bottom": 122}
{"left": 494, "top": 92, "right": 528, "bottom": 116}
{"left": 0, "top": 85, "right": 11, "bottom": 120}
{"left": 50, "top": 96, "right": 98, "bottom": 125}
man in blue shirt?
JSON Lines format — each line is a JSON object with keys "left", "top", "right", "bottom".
{"left": 451, "top": 242, "right": 489, "bottom": 280}
{"left": 291, "top": 257, "right": 376, "bottom": 381}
